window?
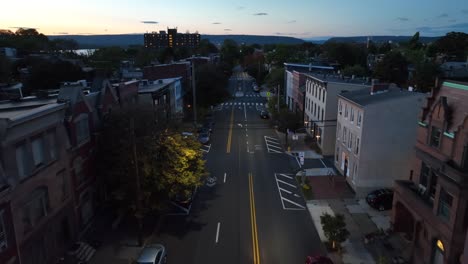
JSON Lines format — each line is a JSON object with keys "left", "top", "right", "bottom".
{"left": 343, "top": 127, "right": 347, "bottom": 144}
{"left": 335, "top": 146, "right": 339, "bottom": 162}
{"left": 58, "top": 170, "right": 68, "bottom": 200}
{"left": 23, "top": 188, "right": 49, "bottom": 230}
{"left": 75, "top": 115, "right": 90, "bottom": 145}
{"left": 357, "top": 112, "right": 362, "bottom": 127}
{"left": 355, "top": 137, "right": 360, "bottom": 155}
{"left": 350, "top": 108, "right": 354, "bottom": 122}
{"left": 337, "top": 123, "right": 341, "bottom": 140}
{"left": 420, "top": 162, "right": 430, "bottom": 188}
{"left": 353, "top": 163, "right": 358, "bottom": 180}
{"left": 319, "top": 89, "right": 322, "bottom": 101}
{"left": 16, "top": 143, "right": 29, "bottom": 179}
{"left": 0, "top": 211, "right": 7, "bottom": 252}
{"left": 74, "top": 158, "right": 86, "bottom": 185}
{"left": 344, "top": 104, "right": 349, "bottom": 118}
{"left": 348, "top": 133, "right": 353, "bottom": 149}
{"left": 430, "top": 126, "right": 441, "bottom": 147}
{"left": 338, "top": 101, "right": 343, "bottom": 115}
{"left": 321, "top": 109, "right": 324, "bottom": 122}
{"left": 322, "top": 90, "right": 326, "bottom": 102}
{"left": 438, "top": 189, "right": 453, "bottom": 221}
{"left": 314, "top": 104, "right": 316, "bottom": 116}
{"left": 47, "top": 132, "right": 57, "bottom": 161}
{"left": 32, "top": 137, "right": 45, "bottom": 167}
{"left": 429, "top": 173, "right": 438, "bottom": 200}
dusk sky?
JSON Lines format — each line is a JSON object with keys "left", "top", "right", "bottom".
{"left": 2, "top": 0, "right": 468, "bottom": 38}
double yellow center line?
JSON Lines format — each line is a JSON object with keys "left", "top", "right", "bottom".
{"left": 226, "top": 107, "right": 234, "bottom": 153}
{"left": 249, "top": 173, "right": 260, "bottom": 264}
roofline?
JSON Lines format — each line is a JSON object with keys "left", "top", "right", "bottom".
{"left": 3, "top": 103, "right": 66, "bottom": 127}
{"left": 283, "top": 62, "right": 334, "bottom": 70}
{"left": 443, "top": 81, "right": 468, "bottom": 91}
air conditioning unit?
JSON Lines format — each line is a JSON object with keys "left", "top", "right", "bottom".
{"left": 418, "top": 184, "right": 426, "bottom": 195}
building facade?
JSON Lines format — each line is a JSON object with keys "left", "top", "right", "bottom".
{"left": 392, "top": 81, "right": 468, "bottom": 264}
{"left": 144, "top": 28, "right": 200, "bottom": 49}
{"left": 303, "top": 73, "right": 370, "bottom": 155}
{"left": 335, "top": 84, "right": 425, "bottom": 196}
{"left": 0, "top": 101, "right": 76, "bottom": 264}
{"left": 0, "top": 186, "right": 18, "bottom": 264}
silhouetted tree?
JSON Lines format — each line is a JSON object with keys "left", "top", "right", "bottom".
{"left": 373, "top": 51, "right": 408, "bottom": 86}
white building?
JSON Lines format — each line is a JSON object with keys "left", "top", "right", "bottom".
{"left": 335, "top": 83, "right": 425, "bottom": 196}
{"left": 303, "top": 73, "right": 370, "bottom": 155}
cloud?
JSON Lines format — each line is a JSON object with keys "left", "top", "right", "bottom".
{"left": 253, "top": 12, "right": 268, "bottom": 16}
{"left": 437, "top": 13, "right": 448, "bottom": 18}
{"left": 396, "top": 17, "right": 409, "bottom": 22}
{"left": 237, "top": 6, "right": 245, "bottom": 10}
{"left": 141, "top": 21, "right": 158, "bottom": 24}
{"left": 54, "top": 32, "right": 68, "bottom": 35}
{"left": 287, "top": 20, "right": 297, "bottom": 24}
{"left": 275, "top": 32, "right": 311, "bottom": 36}
{"left": 414, "top": 22, "right": 468, "bottom": 35}
{"left": 212, "top": 22, "right": 221, "bottom": 25}
{"left": 224, "top": 29, "right": 232, "bottom": 31}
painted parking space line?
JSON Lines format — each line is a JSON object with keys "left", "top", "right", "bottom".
{"left": 274, "top": 173, "right": 305, "bottom": 210}
{"left": 201, "top": 144, "right": 211, "bottom": 153}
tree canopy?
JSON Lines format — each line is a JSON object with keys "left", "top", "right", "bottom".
{"left": 97, "top": 105, "right": 207, "bottom": 213}
{"left": 373, "top": 51, "right": 408, "bottom": 86}
{"left": 320, "top": 213, "right": 350, "bottom": 251}
{"left": 195, "top": 64, "right": 230, "bottom": 107}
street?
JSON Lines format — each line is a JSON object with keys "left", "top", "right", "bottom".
{"left": 153, "top": 71, "right": 325, "bottom": 264}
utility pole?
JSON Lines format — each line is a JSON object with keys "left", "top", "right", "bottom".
{"left": 277, "top": 84, "right": 280, "bottom": 113}
{"left": 131, "top": 118, "right": 143, "bottom": 246}
{"left": 192, "top": 61, "right": 197, "bottom": 125}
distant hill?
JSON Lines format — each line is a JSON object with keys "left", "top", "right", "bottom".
{"left": 326, "top": 35, "right": 441, "bottom": 44}
{"left": 48, "top": 34, "right": 304, "bottom": 48}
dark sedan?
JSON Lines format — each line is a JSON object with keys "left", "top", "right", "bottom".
{"left": 366, "top": 188, "right": 394, "bottom": 211}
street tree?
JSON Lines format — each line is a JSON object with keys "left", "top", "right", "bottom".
{"left": 195, "top": 39, "right": 218, "bottom": 56}
{"left": 195, "top": 64, "right": 230, "bottom": 107}
{"left": 373, "top": 51, "right": 408, "bottom": 86}
{"left": 220, "top": 39, "right": 240, "bottom": 68}
{"left": 320, "top": 213, "right": 350, "bottom": 251}
{"left": 97, "top": 105, "right": 207, "bottom": 213}
{"left": 433, "top": 31, "right": 468, "bottom": 61}
{"left": 264, "top": 67, "right": 284, "bottom": 89}
{"left": 342, "top": 64, "right": 367, "bottom": 77}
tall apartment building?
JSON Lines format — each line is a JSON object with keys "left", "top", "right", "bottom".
{"left": 392, "top": 81, "right": 468, "bottom": 264}
{"left": 144, "top": 28, "right": 200, "bottom": 49}
{"left": 335, "top": 84, "right": 425, "bottom": 196}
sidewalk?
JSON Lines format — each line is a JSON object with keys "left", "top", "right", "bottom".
{"left": 275, "top": 130, "right": 323, "bottom": 159}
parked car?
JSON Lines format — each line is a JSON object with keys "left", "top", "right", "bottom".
{"left": 260, "top": 110, "right": 269, "bottom": 119}
{"left": 137, "top": 244, "right": 167, "bottom": 264}
{"left": 203, "top": 120, "right": 215, "bottom": 132}
{"left": 306, "top": 255, "right": 334, "bottom": 264}
{"left": 366, "top": 188, "right": 394, "bottom": 211}
{"left": 198, "top": 131, "right": 210, "bottom": 144}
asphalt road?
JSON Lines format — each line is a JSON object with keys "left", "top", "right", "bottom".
{"left": 154, "top": 72, "right": 324, "bottom": 264}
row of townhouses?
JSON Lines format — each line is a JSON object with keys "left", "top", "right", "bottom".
{"left": 0, "top": 60, "right": 188, "bottom": 263}
{"left": 284, "top": 62, "right": 468, "bottom": 264}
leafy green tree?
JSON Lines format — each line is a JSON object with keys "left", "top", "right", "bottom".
{"left": 378, "top": 42, "right": 393, "bottom": 54}
{"left": 265, "top": 67, "right": 284, "bottom": 89}
{"left": 412, "top": 61, "right": 440, "bottom": 92}
{"left": 433, "top": 32, "right": 468, "bottom": 61}
{"left": 320, "top": 213, "right": 350, "bottom": 251}
{"left": 373, "top": 51, "right": 408, "bottom": 86}
{"left": 342, "top": 64, "right": 367, "bottom": 77}
{"left": 220, "top": 39, "right": 240, "bottom": 68}
{"left": 89, "top": 46, "right": 127, "bottom": 73}
{"left": 195, "top": 64, "right": 230, "bottom": 107}
{"left": 195, "top": 39, "right": 218, "bottom": 56}
{"left": 23, "top": 58, "right": 85, "bottom": 93}
{"left": 97, "top": 105, "right": 207, "bottom": 213}
{"left": 408, "top": 32, "right": 422, "bottom": 50}
{"left": 322, "top": 42, "right": 367, "bottom": 67}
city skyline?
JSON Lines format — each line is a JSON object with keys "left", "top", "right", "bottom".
{"left": 1, "top": 0, "right": 468, "bottom": 38}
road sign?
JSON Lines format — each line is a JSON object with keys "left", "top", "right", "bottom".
{"left": 266, "top": 91, "right": 271, "bottom": 97}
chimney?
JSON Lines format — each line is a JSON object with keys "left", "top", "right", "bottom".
{"left": 370, "top": 83, "right": 389, "bottom": 95}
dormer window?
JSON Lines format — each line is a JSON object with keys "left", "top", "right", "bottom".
{"left": 430, "top": 126, "right": 442, "bottom": 148}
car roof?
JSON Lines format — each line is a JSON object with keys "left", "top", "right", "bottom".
{"left": 137, "top": 244, "right": 164, "bottom": 263}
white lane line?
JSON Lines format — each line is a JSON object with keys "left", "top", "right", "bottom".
{"left": 244, "top": 104, "right": 247, "bottom": 120}
{"left": 277, "top": 179, "right": 297, "bottom": 188}
{"left": 268, "top": 149, "right": 283, "bottom": 154}
{"left": 224, "top": 173, "right": 227, "bottom": 183}
{"left": 267, "top": 144, "right": 283, "bottom": 150}
{"left": 319, "top": 158, "right": 327, "bottom": 168}
{"left": 282, "top": 198, "right": 306, "bottom": 209}
{"left": 294, "top": 194, "right": 301, "bottom": 197}
{"left": 295, "top": 156, "right": 301, "bottom": 167}
{"left": 215, "top": 222, "right": 221, "bottom": 243}
{"left": 274, "top": 174, "right": 286, "bottom": 209}
{"left": 279, "top": 187, "right": 292, "bottom": 194}
{"left": 278, "top": 174, "right": 293, "bottom": 179}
